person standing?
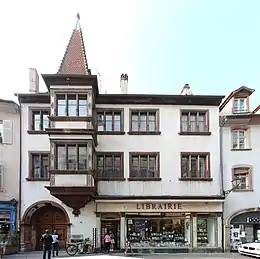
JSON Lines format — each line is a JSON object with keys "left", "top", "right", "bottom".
{"left": 104, "top": 232, "right": 111, "bottom": 253}
{"left": 41, "top": 230, "right": 53, "bottom": 259}
{"left": 52, "top": 230, "right": 59, "bottom": 257}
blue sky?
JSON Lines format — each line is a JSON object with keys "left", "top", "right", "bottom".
{"left": 1, "top": 0, "right": 260, "bottom": 108}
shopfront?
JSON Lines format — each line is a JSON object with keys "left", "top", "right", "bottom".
{"left": 230, "top": 211, "right": 260, "bottom": 251}
{"left": 96, "top": 199, "right": 223, "bottom": 253}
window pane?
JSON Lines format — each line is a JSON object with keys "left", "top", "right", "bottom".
{"left": 198, "top": 114, "right": 205, "bottom": 132}
{"left": 181, "top": 115, "right": 188, "bottom": 132}
{"left": 181, "top": 156, "right": 189, "bottom": 177}
{"left": 131, "top": 157, "right": 139, "bottom": 177}
{"left": 114, "top": 114, "right": 121, "bottom": 131}
{"left": 78, "top": 146, "right": 87, "bottom": 170}
{"left": 190, "top": 156, "right": 197, "bottom": 177}
{"left": 148, "top": 156, "right": 156, "bottom": 177}
{"left": 199, "top": 156, "right": 206, "bottom": 177}
{"left": 67, "top": 146, "right": 77, "bottom": 169}
{"left": 190, "top": 114, "right": 197, "bottom": 132}
{"left": 42, "top": 156, "right": 49, "bottom": 178}
{"left": 105, "top": 115, "right": 113, "bottom": 131}
{"left": 105, "top": 156, "right": 113, "bottom": 177}
{"left": 57, "top": 99, "right": 66, "bottom": 116}
{"left": 33, "top": 155, "right": 40, "bottom": 178}
{"left": 33, "top": 114, "right": 41, "bottom": 130}
{"left": 68, "top": 99, "right": 77, "bottom": 116}
{"left": 148, "top": 113, "right": 156, "bottom": 131}
{"left": 140, "top": 156, "right": 148, "bottom": 177}
{"left": 139, "top": 113, "right": 147, "bottom": 132}
{"left": 131, "top": 114, "right": 139, "bottom": 131}
{"left": 42, "top": 114, "right": 49, "bottom": 130}
{"left": 97, "top": 114, "right": 104, "bottom": 131}
{"left": 114, "top": 156, "right": 121, "bottom": 177}
{"left": 79, "top": 99, "right": 88, "bottom": 116}
{"left": 57, "top": 146, "right": 66, "bottom": 170}
{"left": 97, "top": 156, "right": 104, "bottom": 177}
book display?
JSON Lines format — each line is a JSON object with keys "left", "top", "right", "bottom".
{"left": 127, "top": 218, "right": 190, "bottom": 248}
{"left": 197, "top": 219, "right": 208, "bottom": 246}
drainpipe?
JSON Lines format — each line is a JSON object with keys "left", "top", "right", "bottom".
{"left": 219, "top": 116, "right": 226, "bottom": 252}
{"left": 17, "top": 99, "right": 22, "bottom": 251}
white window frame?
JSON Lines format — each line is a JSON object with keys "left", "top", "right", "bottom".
{"left": 233, "top": 167, "right": 251, "bottom": 190}
{"left": 234, "top": 98, "right": 247, "bottom": 113}
{"left": 232, "top": 130, "right": 246, "bottom": 149}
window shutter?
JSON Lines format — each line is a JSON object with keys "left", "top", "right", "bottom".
{"left": 3, "top": 120, "right": 13, "bottom": 144}
{"left": 0, "top": 166, "right": 4, "bottom": 190}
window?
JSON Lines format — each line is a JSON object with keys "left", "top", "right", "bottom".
{"left": 29, "top": 153, "right": 49, "bottom": 179}
{"left": 96, "top": 153, "right": 124, "bottom": 179}
{"left": 233, "top": 167, "right": 252, "bottom": 191}
{"left": 234, "top": 98, "right": 247, "bottom": 113}
{"left": 56, "top": 94, "right": 88, "bottom": 116}
{"left": 180, "top": 110, "right": 209, "bottom": 133}
{"left": 97, "top": 110, "right": 123, "bottom": 132}
{"left": 130, "top": 110, "right": 159, "bottom": 133}
{"left": 180, "top": 153, "right": 210, "bottom": 179}
{"left": 31, "top": 110, "right": 49, "bottom": 131}
{"left": 0, "top": 165, "right": 4, "bottom": 190}
{"left": 0, "top": 120, "right": 12, "bottom": 144}
{"left": 232, "top": 130, "right": 247, "bottom": 149}
{"left": 129, "top": 153, "right": 160, "bottom": 179}
{"left": 56, "top": 144, "right": 87, "bottom": 170}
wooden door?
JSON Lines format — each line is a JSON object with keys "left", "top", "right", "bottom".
{"left": 53, "top": 225, "right": 67, "bottom": 248}
{"left": 36, "top": 224, "right": 51, "bottom": 250}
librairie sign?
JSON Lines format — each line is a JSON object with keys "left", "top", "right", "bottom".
{"left": 136, "top": 203, "right": 182, "bottom": 210}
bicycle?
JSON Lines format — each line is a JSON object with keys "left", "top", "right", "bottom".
{"left": 66, "top": 238, "right": 93, "bottom": 256}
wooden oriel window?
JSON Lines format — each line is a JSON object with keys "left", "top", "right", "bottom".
{"left": 55, "top": 144, "right": 88, "bottom": 170}
{"left": 181, "top": 153, "right": 210, "bottom": 179}
{"left": 56, "top": 94, "right": 88, "bottom": 116}
{"left": 29, "top": 153, "right": 49, "bottom": 179}
{"left": 130, "top": 110, "right": 159, "bottom": 132}
{"left": 97, "top": 110, "right": 123, "bottom": 132}
{"left": 96, "top": 152, "right": 124, "bottom": 179}
{"left": 180, "top": 110, "right": 209, "bottom": 133}
{"left": 31, "top": 110, "right": 49, "bottom": 131}
{"left": 129, "top": 153, "right": 160, "bottom": 178}
{"left": 233, "top": 167, "right": 252, "bottom": 191}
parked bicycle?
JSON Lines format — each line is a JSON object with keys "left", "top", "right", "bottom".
{"left": 66, "top": 238, "right": 93, "bottom": 256}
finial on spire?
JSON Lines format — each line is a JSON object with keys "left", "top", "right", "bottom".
{"left": 76, "top": 13, "right": 80, "bottom": 29}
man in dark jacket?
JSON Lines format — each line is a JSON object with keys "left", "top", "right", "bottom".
{"left": 41, "top": 229, "right": 53, "bottom": 259}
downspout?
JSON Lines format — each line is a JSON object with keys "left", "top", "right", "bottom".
{"left": 18, "top": 99, "right": 22, "bottom": 251}
{"left": 219, "top": 116, "right": 226, "bottom": 252}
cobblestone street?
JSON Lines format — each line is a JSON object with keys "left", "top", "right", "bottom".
{"left": 3, "top": 252, "right": 247, "bottom": 259}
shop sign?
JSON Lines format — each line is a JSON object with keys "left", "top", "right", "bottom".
{"left": 136, "top": 203, "right": 182, "bottom": 210}
{"left": 246, "top": 217, "right": 260, "bottom": 223}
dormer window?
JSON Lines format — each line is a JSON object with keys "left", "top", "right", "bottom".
{"left": 233, "top": 98, "right": 247, "bottom": 113}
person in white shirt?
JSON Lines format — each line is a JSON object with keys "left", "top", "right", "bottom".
{"left": 52, "top": 230, "right": 59, "bottom": 257}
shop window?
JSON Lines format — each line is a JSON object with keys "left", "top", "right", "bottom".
{"left": 197, "top": 216, "right": 218, "bottom": 247}
{"left": 126, "top": 215, "right": 191, "bottom": 248}
{"left": 129, "top": 153, "right": 160, "bottom": 180}
{"left": 232, "top": 167, "right": 252, "bottom": 191}
{"left": 180, "top": 153, "right": 211, "bottom": 180}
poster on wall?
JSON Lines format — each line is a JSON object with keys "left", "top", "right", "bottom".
{"left": 230, "top": 228, "right": 242, "bottom": 251}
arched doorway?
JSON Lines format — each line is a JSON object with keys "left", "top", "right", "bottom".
{"left": 21, "top": 201, "right": 70, "bottom": 250}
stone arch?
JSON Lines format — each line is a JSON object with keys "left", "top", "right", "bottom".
{"left": 20, "top": 200, "right": 70, "bottom": 251}
{"left": 21, "top": 200, "right": 70, "bottom": 225}
{"left": 225, "top": 207, "right": 258, "bottom": 226}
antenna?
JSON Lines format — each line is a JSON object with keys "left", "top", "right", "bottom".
{"left": 97, "top": 72, "right": 102, "bottom": 93}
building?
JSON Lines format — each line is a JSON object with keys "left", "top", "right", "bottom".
{"left": 220, "top": 86, "right": 260, "bottom": 251}
{"left": 17, "top": 20, "right": 225, "bottom": 253}
{"left": 0, "top": 99, "right": 20, "bottom": 234}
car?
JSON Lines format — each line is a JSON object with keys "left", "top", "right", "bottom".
{"left": 238, "top": 242, "right": 260, "bottom": 257}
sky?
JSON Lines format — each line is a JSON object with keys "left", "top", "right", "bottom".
{"left": 1, "top": 0, "right": 260, "bottom": 108}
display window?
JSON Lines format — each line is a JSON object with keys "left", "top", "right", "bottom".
{"left": 126, "top": 214, "right": 191, "bottom": 248}
{"left": 197, "top": 216, "right": 218, "bottom": 247}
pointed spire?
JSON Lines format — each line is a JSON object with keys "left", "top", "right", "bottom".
{"left": 58, "top": 14, "right": 91, "bottom": 75}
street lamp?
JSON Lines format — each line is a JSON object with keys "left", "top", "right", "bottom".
{"left": 223, "top": 177, "right": 242, "bottom": 197}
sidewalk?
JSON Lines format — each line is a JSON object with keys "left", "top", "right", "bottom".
{"left": 3, "top": 251, "right": 244, "bottom": 259}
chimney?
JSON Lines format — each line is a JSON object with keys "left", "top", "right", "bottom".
{"left": 120, "top": 73, "right": 128, "bottom": 94}
{"left": 29, "top": 68, "right": 39, "bottom": 93}
{"left": 180, "top": 84, "right": 193, "bottom": 95}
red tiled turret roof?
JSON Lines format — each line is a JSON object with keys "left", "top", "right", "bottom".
{"left": 58, "top": 22, "right": 90, "bottom": 75}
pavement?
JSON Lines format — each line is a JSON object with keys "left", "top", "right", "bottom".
{"left": 2, "top": 251, "right": 247, "bottom": 259}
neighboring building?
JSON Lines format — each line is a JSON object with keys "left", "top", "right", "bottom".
{"left": 0, "top": 99, "right": 20, "bottom": 233}
{"left": 220, "top": 86, "right": 260, "bottom": 251}
{"left": 17, "top": 21, "right": 225, "bottom": 253}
